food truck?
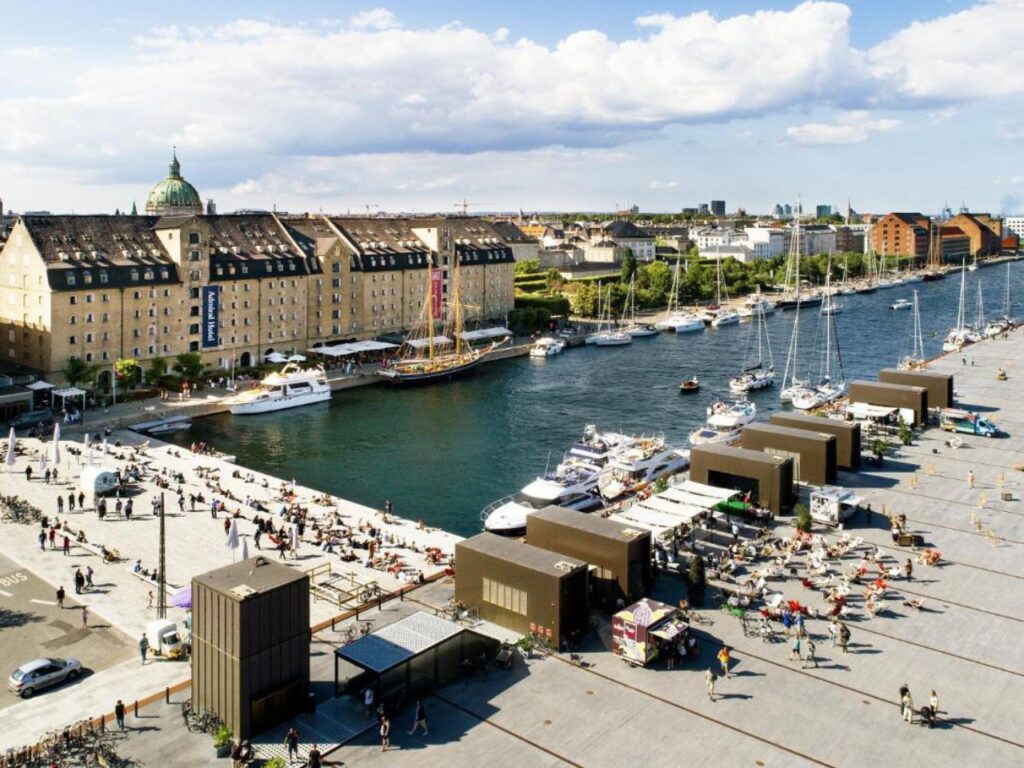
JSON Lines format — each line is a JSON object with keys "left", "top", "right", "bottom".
{"left": 611, "top": 598, "right": 688, "bottom": 667}
{"left": 810, "top": 486, "right": 863, "bottom": 527}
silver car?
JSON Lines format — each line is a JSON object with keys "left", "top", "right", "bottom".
{"left": 8, "top": 658, "right": 82, "bottom": 698}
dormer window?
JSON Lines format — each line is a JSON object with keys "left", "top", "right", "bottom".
{"left": 66, "top": 273, "right": 76, "bottom": 286}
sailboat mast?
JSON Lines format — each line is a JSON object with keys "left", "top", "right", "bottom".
{"left": 957, "top": 260, "right": 966, "bottom": 329}
{"left": 427, "top": 255, "right": 436, "bottom": 360}
{"left": 454, "top": 250, "right": 463, "bottom": 356}
{"left": 824, "top": 275, "right": 832, "bottom": 382}
{"left": 913, "top": 290, "right": 923, "bottom": 360}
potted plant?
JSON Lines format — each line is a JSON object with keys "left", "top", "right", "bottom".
{"left": 898, "top": 418, "right": 913, "bottom": 446}
{"left": 265, "top": 758, "right": 288, "bottom": 768}
{"left": 516, "top": 634, "right": 535, "bottom": 659}
{"left": 794, "top": 503, "right": 812, "bottom": 533}
{"left": 212, "top": 723, "right": 233, "bottom": 758}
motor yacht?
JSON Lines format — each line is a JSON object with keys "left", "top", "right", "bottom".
{"left": 891, "top": 299, "right": 913, "bottom": 311}
{"left": 228, "top": 364, "right": 331, "bottom": 415}
{"left": 688, "top": 400, "right": 756, "bottom": 446}
{"left": 529, "top": 337, "right": 566, "bottom": 357}
{"left": 597, "top": 439, "right": 690, "bottom": 501}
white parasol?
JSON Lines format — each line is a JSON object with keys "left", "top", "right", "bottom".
{"left": 5, "top": 428, "right": 15, "bottom": 470}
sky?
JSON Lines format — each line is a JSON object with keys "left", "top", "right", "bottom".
{"left": 2, "top": 1, "right": 1024, "bottom": 216}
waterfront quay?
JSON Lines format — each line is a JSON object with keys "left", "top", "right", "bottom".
{"left": 0, "top": 332, "right": 1022, "bottom": 766}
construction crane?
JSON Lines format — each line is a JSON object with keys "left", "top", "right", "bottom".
{"left": 454, "top": 199, "right": 493, "bottom": 215}
{"left": 362, "top": 204, "right": 380, "bottom": 216}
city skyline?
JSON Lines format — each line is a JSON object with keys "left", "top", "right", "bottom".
{"left": 2, "top": 1, "right": 1023, "bottom": 215}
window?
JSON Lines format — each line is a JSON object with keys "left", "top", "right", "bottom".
{"left": 69, "top": 296, "right": 77, "bottom": 305}
{"left": 188, "top": 251, "right": 200, "bottom": 262}
{"left": 83, "top": 272, "right": 93, "bottom": 284}
{"left": 481, "top": 578, "right": 527, "bottom": 615}
{"left": 189, "top": 323, "right": 200, "bottom": 334}
{"left": 69, "top": 315, "right": 77, "bottom": 325}
{"left": 189, "top": 306, "right": 200, "bottom": 316}
{"left": 189, "top": 341, "right": 199, "bottom": 352}
{"left": 85, "top": 333, "right": 93, "bottom": 343}
{"left": 133, "top": 291, "right": 141, "bottom": 300}
{"left": 68, "top": 335, "right": 77, "bottom": 344}
{"left": 86, "top": 313, "right": 93, "bottom": 323}
{"left": 67, "top": 274, "right": 76, "bottom": 286}
{"left": 99, "top": 271, "right": 108, "bottom": 284}
{"left": 189, "top": 287, "right": 200, "bottom": 299}
{"left": 85, "top": 352, "right": 93, "bottom": 362}
{"left": 189, "top": 232, "right": 200, "bottom": 245}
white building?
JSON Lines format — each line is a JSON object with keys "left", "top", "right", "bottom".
{"left": 598, "top": 220, "right": 656, "bottom": 261}
{"left": 744, "top": 227, "right": 786, "bottom": 258}
{"left": 700, "top": 244, "right": 762, "bottom": 263}
{"left": 584, "top": 240, "right": 626, "bottom": 264}
{"left": 693, "top": 228, "right": 738, "bottom": 250}
{"left": 1004, "top": 216, "right": 1024, "bottom": 239}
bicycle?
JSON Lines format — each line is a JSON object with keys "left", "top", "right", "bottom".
{"left": 359, "top": 584, "right": 383, "bottom": 603}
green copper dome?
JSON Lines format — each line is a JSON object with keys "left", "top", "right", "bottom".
{"left": 145, "top": 150, "right": 203, "bottom": 216}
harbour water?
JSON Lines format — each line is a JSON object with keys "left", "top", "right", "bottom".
{"left": 169, "top": 261, "right": 1024, "bottom": 536}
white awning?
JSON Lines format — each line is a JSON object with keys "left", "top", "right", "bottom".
{"left": 673, "top": 480, "right": 741, "bottom": 502}
{"left": 607, "top": 512, "right": 674, "bottom": 539}
{"left": 265, "top": 352, "right": 288, "bottom": 363}
{"left": 637, "top": 496, "right": 708, "bottom": 522}
{"left": 847, "top": 403, "right": 898, "bottom": 418}
{"left": 310, "top": 340, "right": 399, "bottom": 357}
{"left": 612, "top": 504, "right": 685, "bottom": 530}
{"left": 459, "top": 327, "right": 511, "bottom": 341}
{"left": 26, "top": 381, "right": 54, "bottom": 391}
{"left": 287, "top": 354, "right": 307, "bottom": 362}
{"left": 406, "top": 336, "right": 453, "bottom": 349}
{"left": 52, "top": 387, "right": 87, "bottom": 398}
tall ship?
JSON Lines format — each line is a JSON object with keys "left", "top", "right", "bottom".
{"left": 481, "top": 426, "right": 635, "bottom": 536}
{"left": 228, "top": 363, "right": 331, "bottom": 415}
{"left": 379, "top": 242, "right": 502, "bottom": 384}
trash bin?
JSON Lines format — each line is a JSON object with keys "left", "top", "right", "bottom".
{"left": 306, "top": 692, "right": 317, "bottom": 715}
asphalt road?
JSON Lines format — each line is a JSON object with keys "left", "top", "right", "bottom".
{"left": 0, "top": 551, "right": 132, "bottom": 706}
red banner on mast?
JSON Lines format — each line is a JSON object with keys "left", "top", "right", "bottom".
{"left": 431, "top": 267, "right": 442, "bottom": 317}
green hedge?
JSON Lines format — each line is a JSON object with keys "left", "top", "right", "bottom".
{"left": 508, "top": 307, "right": 552, "bottom": 334}
{"left": 514, "top": 281, "right": 550, "bottom": 294}
{"left": 514, "top": 293, "right": 571, "bottom": 315}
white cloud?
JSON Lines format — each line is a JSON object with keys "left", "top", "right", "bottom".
{"left": 231, "top": 178, "right": 261, "bottom": 195}
{"left": 3, "top": 46, "right": 70, "bottom": 58}
{"left": 349, "top": 8, "right": 399, "bottom": 31}
{"left": 648, "top": 180, "right": 679, "bottom": 189}
{"left": 996, "top": 120, "right": 1024, "bottom": 140}
{"left": 786, "top": 111, "right": 900, "bottom": 145}
{"left": 0, "top": 2, "right": 871, "bottom": 164}
{"left": 868, "top": 0, "right": 1024, "bottom": 100}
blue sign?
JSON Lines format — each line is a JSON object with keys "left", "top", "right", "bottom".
{"left": 201, "top": 285, "right": 219, "bottom": 348}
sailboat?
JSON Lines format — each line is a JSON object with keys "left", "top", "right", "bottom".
{"left": 710, "top": 258, "right": 739, "bottom": 327}
{"left": 984, "top": 263, "right": 1014, "bottom": 337}
{"left": 592, "top": 285, "right": 632, "bottom": 346}
{"left": 729, "top": 301, "right": 774, "bottom": 392}
{"left": 968, "top": 252, "right": 978, "bottom": 272}
{"left": 585, "top": 281, "right": 604, "bottom": 344}
{"left": 622, "top": 276, "right": 658, "bottom": 337}
{"left": 839, "top": 257, "right": 856, "bottom": 295}
{"left": 792, "top": 275, "right": 846, "bottom": 410}
{"left": 779, "top": 220, "right": 813, "bottom": 403}
{"left": 856, "top": 251, "right": 878, "bottom": 294}
{"left": 898, "top": 290, "right": 925, "bottom": 369}
{"left": 655, "top": 260, "right": 705, "bottom": 332}
{"left": 380, "top": 247, "right": 501, "bottom": 384}
{"left": 942, "top": 260, "right": 982, "bottom": 352}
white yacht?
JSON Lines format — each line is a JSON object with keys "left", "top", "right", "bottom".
{"left": 228, "top": 364, "right": 331, "bottom": 415}
{"left": 730, "top": 301, "right": 774, "bottom": 392}
{"left": 891, "top": 298, "right": 913, "bottom": 311}
{"left": 943, "top": 261, "right": 982, "bottom": 352}
{"left": 529, "top": 337, "right": 566, "bottom": 357}
{"left": 711, "top": 309, "right": 741, "bottom": 327}
{"left": 656, "top": 260, "right": 707, "bottom": 333}
{"left": 597, "top": 439, "right": 690, "bottom": 501}
{"left": 689, "top": 400, "right": 757, "bottom": 446}
{"left": 481, "top": 426, "right": 635, "bottom": 536}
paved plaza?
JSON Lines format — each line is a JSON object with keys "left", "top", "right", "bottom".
{"left": 1, "top": 330, "right": 1023, "bottom": 765}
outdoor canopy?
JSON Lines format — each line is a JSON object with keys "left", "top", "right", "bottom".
{"left": 309, "top": 340, "right": 398, "bottom": 357}
{"left": 25, "top": 381, "right": 54, "bottom": 391}
{"left": 459, "top": 327, "right": 511, "bottom": 342}
{"left": 406, "top": 336, "right": 453, "bottom": 349}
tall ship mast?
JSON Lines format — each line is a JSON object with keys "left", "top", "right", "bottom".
{"left": 380, "top": 226, "right": 504, "bottom": 384}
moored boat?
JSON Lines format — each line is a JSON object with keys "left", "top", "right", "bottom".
{"left": 228, "top": 363, "right": 331, "bottom": 415}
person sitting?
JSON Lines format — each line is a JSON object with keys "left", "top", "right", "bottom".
{"left": 132, "top": 559, "right": 142, "bottom": 573}
{"left": 231, "top": 739, "right": 254, "bottom": 766}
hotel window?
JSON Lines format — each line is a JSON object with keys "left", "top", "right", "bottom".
{"left": 70, "top": 296, "right": 77, "bottom": 305}
{"left": 85, "top": 352, "right": 93, "bottom": 362}
{"left": 67, "top": 274, "right": 76, "bottom": 286}
{"left": 101, "top": 351, "right": 109, "bottom": 361}
{"left": 99, "top": 271, "right": 108, "bottom": 284}
{"left": 69, "top": 315, "right": 77, "bottom": 325}
{"left": 69, "top": 335, "right": 77, "bottom": 344}
{"left": 189, "top": 233, "right": 200, "bottom": 245}
{"left": 83, "top": 273, "right": 93, "bottom": 284}
{"left": 85, "top": 333, "right": 93, "bottom": 343}
{"left": 130, "top": 270, "right": 139, "bottom": 281}
{"left": 86, "top": 313, "right": 93, "bottom": 323}
{"left": 189, "top": 342, "right": 199, "bottom": 352}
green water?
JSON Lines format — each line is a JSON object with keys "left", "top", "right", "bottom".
{"left": 169, "top": 262, "right": 1023, "bottom": 536}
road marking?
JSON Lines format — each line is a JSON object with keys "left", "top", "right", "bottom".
{"left": 30, "top": 599, "right": 56, "bottom": 606}
{"left": 0, "top": 589, "right": 11, "bottom": 597}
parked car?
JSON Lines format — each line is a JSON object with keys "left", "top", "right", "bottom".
{"left": 8, "top": 658, "right": 82, "bottom": 698}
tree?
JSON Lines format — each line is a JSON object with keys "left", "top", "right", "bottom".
{"left": 566, "top": 281, "right": 599, "bottom": 317}
{"left": 172, "top": 353, "right": 204, "bottom": 380}
{"left": 898, "top": 418, "right": 913, "bottom": 446}
{"left": 687, "top": 555, "right": 707, "bottom": 606}
{"left": 114, "top": 358, "right": 142, "bottom": 389}
{"left": 871, "top": 437, "right": 890, "bottom": 465}
{"left": 63, "top": 356, "right": 97, "bottom": 387}
{"left": 145, "top": 356, "right": 168, "bottom": 385}
{"left": 514, "top": 259, "right": 540, "bottom": 277}
{"left": 545, "top": 268, "right": 565, "bottom": 292}
{"left": 619, "top": 250, "right": 637, "bottom": 284}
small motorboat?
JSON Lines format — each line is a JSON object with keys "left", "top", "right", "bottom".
{"left": 679, "top": 377, "right": 700, "bottom": 393}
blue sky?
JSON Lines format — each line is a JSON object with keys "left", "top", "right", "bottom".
{"left": 1, "top": 1, "right": 1022, "bottom": 215}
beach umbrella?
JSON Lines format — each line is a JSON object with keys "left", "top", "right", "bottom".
{"left": 38, "top": 449, "right": 47, "bottom": 473}
{"left": 5, "top": 428, "right": 15, "bottom": 471}
{"left": 172, "top": 588, "right": 192, "bottom": 609}
{"left": 50, "top": 424, "right": 61, "bottom": 465}
{"left": 101, "top": 438, "right": 108, "bottom": 455}
{"left": 240, "top": 536, "right": 250, "bottom": 561}
{"left": 83, "top": 434, "right": 91, "bottom": 467}
{"left": 226, "top": 519, "right": 239, "bottom": 559}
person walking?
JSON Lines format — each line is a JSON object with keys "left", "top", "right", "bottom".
{"left": 63, "top": 535, "right": 71, "bottom": 556}
{"left": 827, "top": 619, "right": 839, "bottom": 648}
{"left": 903, "top": 558, "right": 913, "bottom": 582}
{"left": 967, "top": 469, "right": 976, "bottom": 489}
{"left": 139, "top": 634, "right": 149, "bottom": 665}
{"left": 408, "top": 700, "right": 428, "bottom": 736}
{"left": 38, "top": 529, "right": 46, "bottom": 551}
{"left": 48, "top": 527, "right": 56, "bottom": 549}
{"left": 56, "top": 585, "right": 66, "bottom": 609}
{"left": 285, "top": 727, "right": 300, "bottom": 764}
{"left": 25, "top": 466, "right": 32, "bottom": 482}
{"left": 705, "top": 668, "right": 717, "bottom": 701}
{"left": 74, "top": 568, "right": 85, "bottom": 594}
{"left": 85, "top": 565, "right": 94, "bottom": 590}
{"left": 147, "top": 590, "right": 154, "bottom": 609}
{"left": 803, "top": 639, "right": 818, "bottom": 669}
{"left": 379, "top": 715, "right": 391, "bottom": 752}
{"left": 114, "top": 700, "right": 126, "bottom": 731}
{"left": 307, "top": 744, "right": 322, "bottom": 768}
{"left": 790, "top": 635, "right": 802, "bottom": 662}
{"left": 902, "top": 690, "right": 914, "bottom": 724}
{"left": 68, "top": 492, "right": 75, "bottom": 512}
{"left": 717, "top": 645, "right": 731, "bottom": 678}
{"left": 929, "top": 689, "right": 939, "bottom": 717}
{"left": 839, "top": 622, "right": 851, "bottom": 653}
{"left": 80, "top": 606, "right": 89, "bottom": 629}
{"left": 56, "top": 495, "right": 64, "bottom": 514}
{"left": 364, "top": 687, "right": 375, "bottom": 718}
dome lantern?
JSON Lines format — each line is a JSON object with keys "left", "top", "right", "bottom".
{"left": 145, "top": 149, "right": 203, "bottom": 216}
